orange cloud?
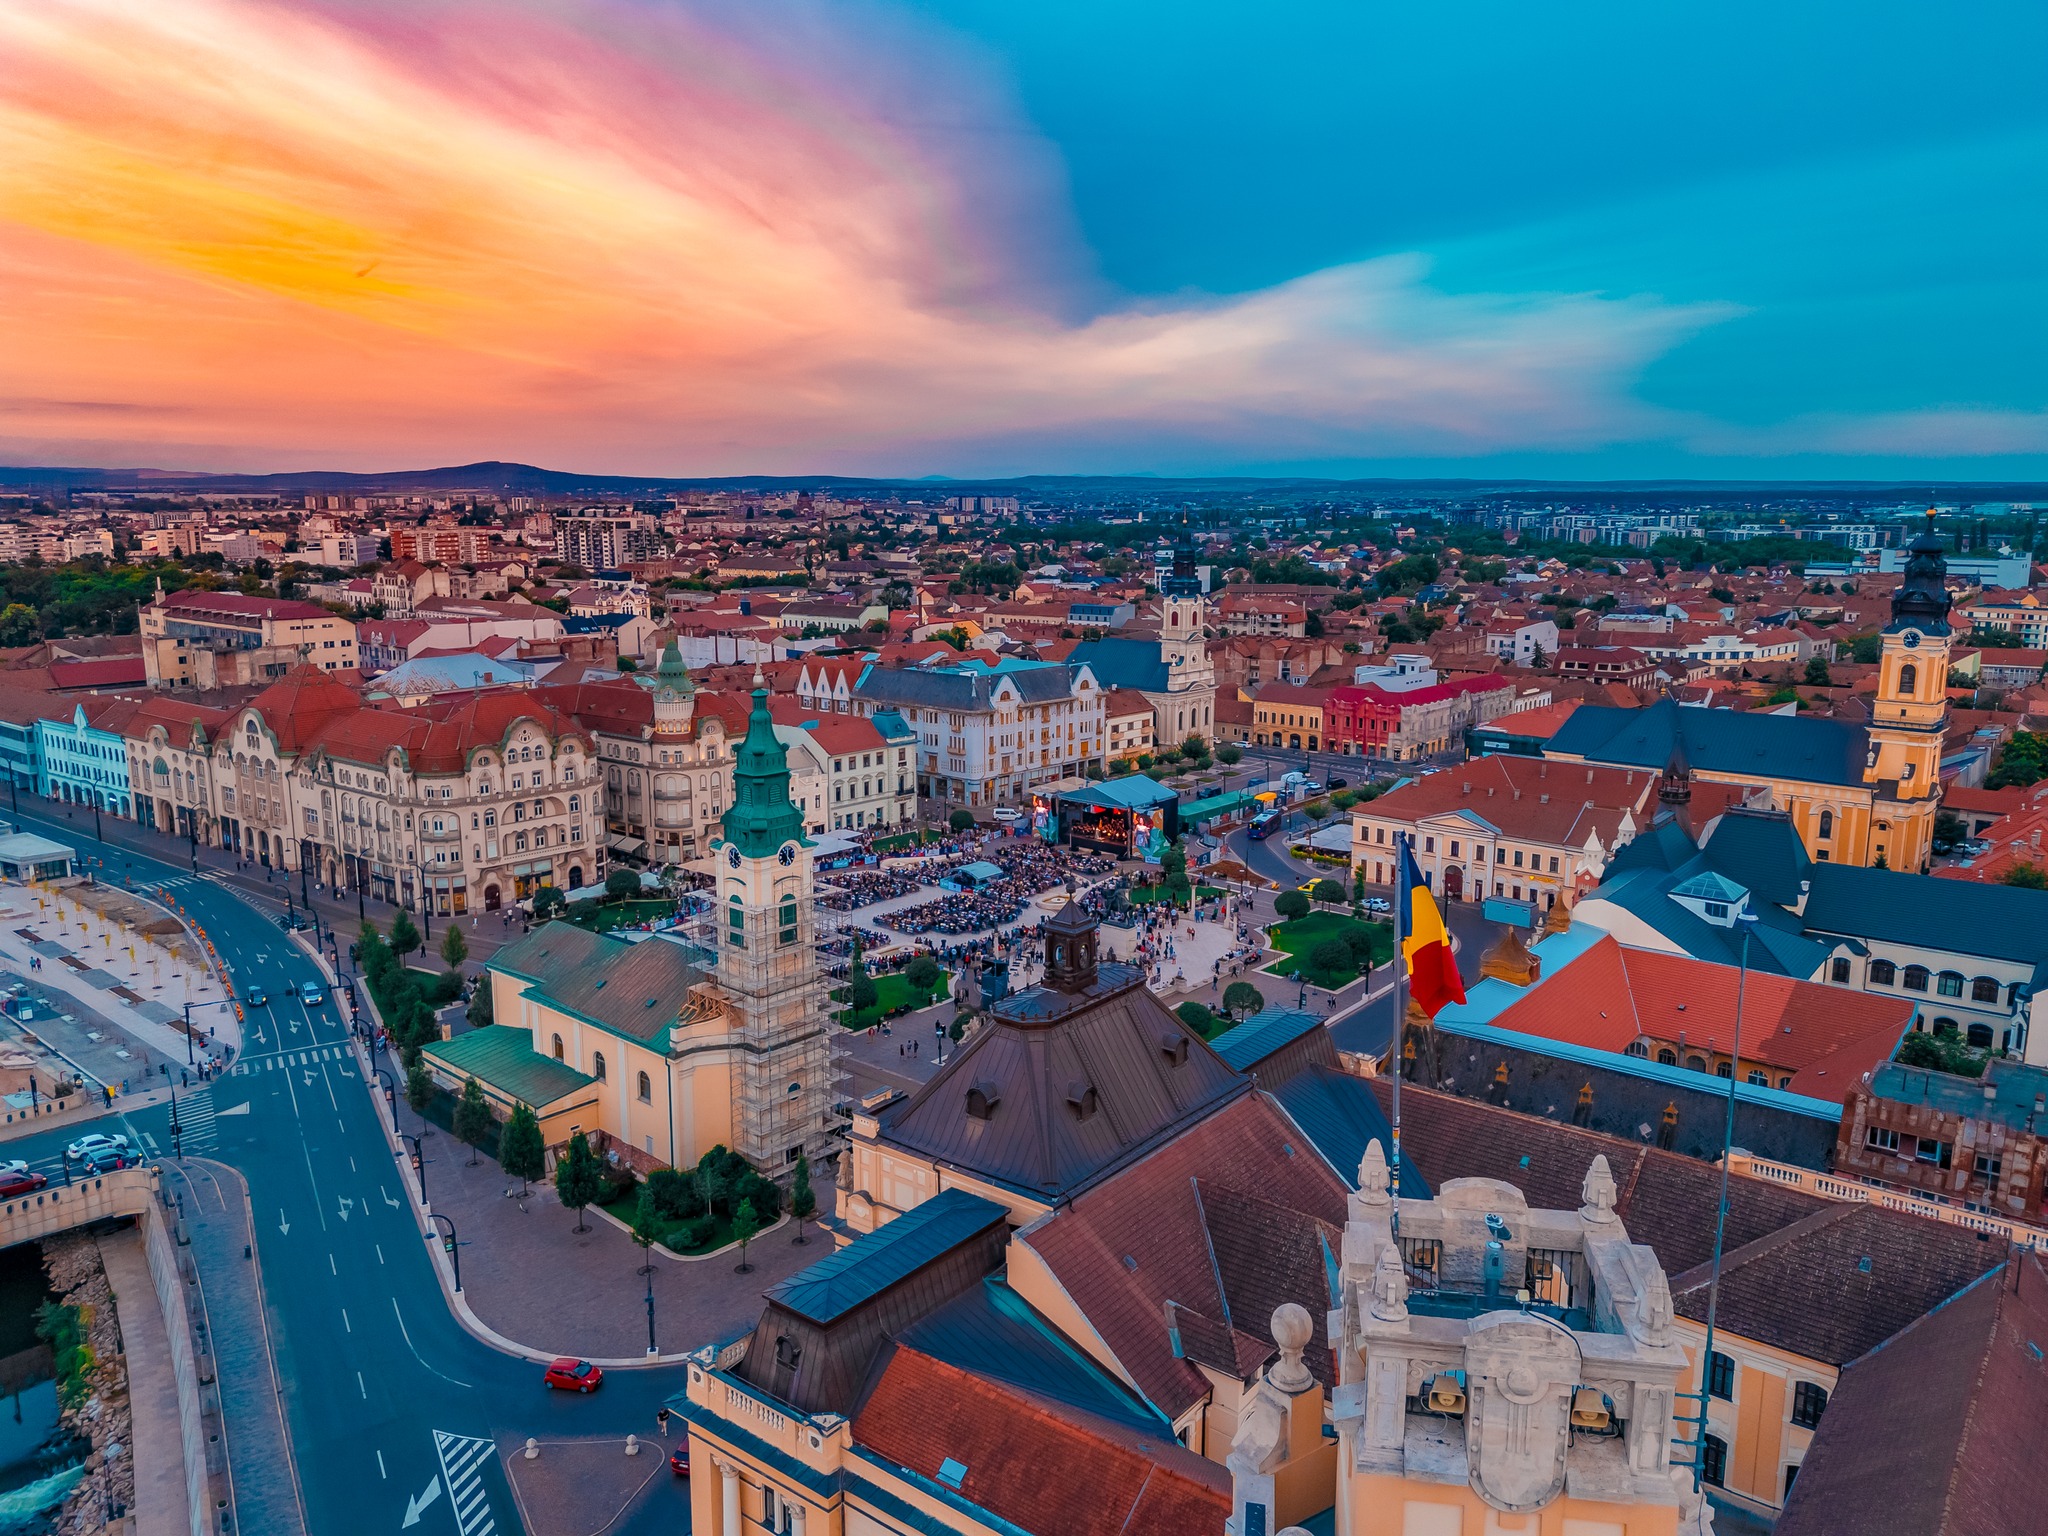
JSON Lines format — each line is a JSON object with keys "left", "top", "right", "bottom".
{"left": 0, "top": 0, "right": 1723, "bottom": 473}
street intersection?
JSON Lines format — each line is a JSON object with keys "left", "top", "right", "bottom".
{"left": 1, "top": 808, "right": 691, "bottom": 1536}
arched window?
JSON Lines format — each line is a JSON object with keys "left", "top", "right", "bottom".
{"left": 1831, "top": 957, "right": 1851, "bottom": 984}
{"left": 1869, "top": 959, "right": 1897, "bottom": 986}
{"left": 1702, "top": 1434, "right": 1728, "bottom": 1488}
{"left": 1686, "top": 1055, "right": 1707, "bottom": 1072}
{"left": 1817, "top": 809, "right": 1833, "bottom": 838}
{"left": 593, "top": 1051, "right": 606, "bottom": 1082}
{"left": 1967, "top": 1022, "right": 1995, "bottom": 1050}
{"left": 551, "top": 1034, "right": 563, "bottom": 1061}
{"left": 1898, "top": 662, "right": 1917, "bottom": 695}
{"left": 1937, "top": 971, "right": 1965, "bottom": 998}
{"left": 1657, "top": 1048, "right": 1678, "bottom": 1066}
{"left": 1972, "top": 977, "right": 2000, "bottom": 1003}
{"left": 1902, "top": 965, "right": 1930, "bottom": 992}
{"left": 1625, "top": 1040, "right": 1649, "bottom": 1058}
{"left": 637, "top": 1071, "right": 651, "bottom": 1104}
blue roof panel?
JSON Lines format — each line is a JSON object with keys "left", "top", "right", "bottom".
{"left": 765, "top": 1189, "right": 1008, "bottom": 1325}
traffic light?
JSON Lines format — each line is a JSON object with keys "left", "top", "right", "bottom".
{"left": 442, "top": 1234, "right": 455, "bottom": 1254}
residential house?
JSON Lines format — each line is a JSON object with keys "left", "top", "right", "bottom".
{"left": 139, "top": 588, "right": 359, "bottom": 688}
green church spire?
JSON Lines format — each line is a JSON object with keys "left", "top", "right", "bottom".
{"left": 721, "top": 680, "right": 805, "bottom": 858}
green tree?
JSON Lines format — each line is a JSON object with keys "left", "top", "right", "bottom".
{"left": 1222, "top": 980, "right": 1265, "bottom": 1018}
{"left": 949, "top": 808, "right": 975, "bottom": 832}
{"left": 1176, "top": 1000, "right": 1220, "bottom": 1036}
{"left": 1217, "top": 745, "right": 1242, "bottom": 765}
{"left": 404, "top": 1058, "right": 433, "bottom": 1113}
{"left": 1803, "top": 656, "right": 1833, "bottom": 687}
{"left": 440, "top": 924, "right": 468, "bottom": 970}
{"left": 1849, "top": 633, "right": 1882, "bottom": 664}
{"left": 1308, "top": 938, "right": 1353, "bottom": 983}
{"left": 500, "top": 1102, "right": 545, "bottom": 1194}
{"left": 1182, "top": 734, "right": 1207, "bottom": 759}
{"left": 904, "top": 953, "right": 941, "bottom": 1000}
{"left": 1303, "top": 798, "right": 1330, "bottom": 822}
{"left": 389, "top": 908, "right": 422, "bottom": 959}
{"left": 531, "top": 885, "right": 567, "bottom": 919}
{"left": 1310, "top": 878, "right": 1347, "bottom": 907}
{"left": 631, "top": 1183, "right": 662, "bottom": 1273}
{"left": 695, "top": 1147, "right": 734, "bottom": 1215}
{"left": 1934, "top": 809, "right": 1965, "bottom": 849}
{"left": 554, "top": 1130, "right": 604, "bottom": 1233}
{"left": 605, "top": 866, "right": 640, "bottom": 900}
{"left": 2002, "top": 862, "right": 2048, "bottom": 890}
{"left": 1331, "top": 789, "right": 1359, "bottom": 811}
{"left": 730, "top": 1196, "right": 762, "bottom": 1273}
{"left": 1274, "top": 889, "right": 1310, "bottom": 922}
{"left": 452, "top": 1076, "right": 492, "bottom": 1165}
{"left": 1988, "top": 732, "right": 2048, "bottom": 790}
{"left": 0, "top": 602, "right": 39, "bottom": 646}
{"left": 847, "top": 973, "right": 879, "bottom": 1015}
{"left": 466, "top": 981, "right": 495, "bottom": 1029}
{"left": 790, "top": 1154, "right": 817, "bottom": 1245}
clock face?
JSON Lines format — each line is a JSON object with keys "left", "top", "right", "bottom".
{"left": 726, "top": 844, "right": 742, "bottom": 869}
{"left": 1902, "top": 630, "right": 1921, "bottom": 649}
{"left": 777, "top": 843, "right": 797, "bottom": 866}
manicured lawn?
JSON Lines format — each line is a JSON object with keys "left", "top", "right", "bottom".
{"left": 561, "top": 898, "right": 677, "bottom": 933}
{"left": 1126, "top": 882, "right": 1225, "bottom": 907}
{"left": 1262, "top": 911, "right": 1393, "bottom": 990}
{"left": 597, "top": 1191, "right": 740, "bottom": 1256}
{"left": 830, "top": 968, "right": 950, "bottom": 1029}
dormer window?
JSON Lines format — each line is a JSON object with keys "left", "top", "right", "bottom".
{"left": 1066, "top": 1081, "right": 1099, "bottom": 1121}
{"left": 1159, "top": 1033, "right": 1189, "bottom": 1067}
{"left": 965, "top": 1082, "right": 1000, "bottom": 1121}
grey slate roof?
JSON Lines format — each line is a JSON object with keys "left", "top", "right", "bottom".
{"left": 1546, "top": 698, "right": 1869, "bottom": 788}
{"left": 854, "top": 661, "right": 1084, "bottom": 712}
{"left": 767, "top": 1189, "right": 1009, "bottom": 1325}
{"left": 1868, "top": 1057, "right": 2048, "bottom": 1133}
{"left": 878, "top": 963, "right": 1246, "bottom": 1199}
{"left": 487, "top": 922, "right": 705, "bottom": 1044}
{"left": 1804, "top": 864, "right": 2048, "bottom": 970}
{"left": 1063, "top": 637, "right": 1171, "bottom": 693}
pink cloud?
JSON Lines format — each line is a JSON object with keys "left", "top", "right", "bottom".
{"left": 0, "top": 0, "right": 1723, "bottom": 472}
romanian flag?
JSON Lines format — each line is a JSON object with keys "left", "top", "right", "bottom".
{"left": 1398, "top": 840, "right": 1467, "bottom": 1018}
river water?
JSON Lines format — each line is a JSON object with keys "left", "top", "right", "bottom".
{"left": 0, "top": 1244, "right": 85, "bottom": 1536}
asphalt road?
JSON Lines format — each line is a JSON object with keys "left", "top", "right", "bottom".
{"left": 2, "top": 807, "right": 691, "bottom": 1536}
{"left": 1219, "top": 821, "right": 1504, "bottom": 1063}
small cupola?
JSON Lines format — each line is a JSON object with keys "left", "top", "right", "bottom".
{"left": 1041, "top": 878, "right": 1099, "bottom": 992}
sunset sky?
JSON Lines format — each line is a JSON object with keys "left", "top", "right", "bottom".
{"left": 4, "top": 0, "right": 2046, "bottom": 478}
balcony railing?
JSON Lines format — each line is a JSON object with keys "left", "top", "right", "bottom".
{"left": 1725, "top": 1151, "right": 2048, "bottom": 1250}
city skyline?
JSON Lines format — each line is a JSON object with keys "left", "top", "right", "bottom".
{"left": 4, "top": 0, "right": 2046, "bottom": 480}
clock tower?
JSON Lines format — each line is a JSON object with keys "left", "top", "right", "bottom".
{"left": 709, "top": 676, "right": 833, "bottom": 1170}
{"left": 1862, "top": 512, "right": 1952, "bottom": 871}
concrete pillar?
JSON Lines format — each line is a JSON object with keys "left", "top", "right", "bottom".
{"left": 720, "top": 1462, "right": 741, "bottom": 1536}
{"left": 789, "top": 1504, "right": 806, "bottom": 1536}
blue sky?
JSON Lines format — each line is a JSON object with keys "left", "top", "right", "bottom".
{"left": 915, "top": 0, "right": 2048, "bottom": 478}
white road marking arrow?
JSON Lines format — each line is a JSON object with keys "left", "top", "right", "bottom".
{"left": 400, "top": 1474, "right": 441, "bottom": 1528}
{"left": 303, "top": 1071, "right": 317, "bottom": 1086}
{"left": 278, "top": 1209, "right": 290, "bottom": 1236}
{"left": 338, "top": 1196, "right": 352, "bottom": 1222}
{"left": 382, "top": 1187, "right": 401, "bottom": 1209}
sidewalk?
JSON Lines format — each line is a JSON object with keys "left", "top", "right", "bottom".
{"left": 97, "top": 1226, "right": 186, "bottom": 1536}
{"left": 392, "top": 1086, "right": 835, "bottom": 1361}
{"left": 0, "top": 884, "right": 231, "bottom": 1099}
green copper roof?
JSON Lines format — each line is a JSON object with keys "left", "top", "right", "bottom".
{"left": 655, "top": 640, "right": 695, "bottom": 696}
{"left": 722, "top": 685, "right": 806, "bottom": 858}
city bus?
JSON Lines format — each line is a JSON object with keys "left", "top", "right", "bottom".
{"left": 1247, "top": 811, "right": 1281, "bottom": 840}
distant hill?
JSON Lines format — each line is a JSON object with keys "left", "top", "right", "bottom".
{"left": 3, "top": 459, "right": 2047, "bottom": 501}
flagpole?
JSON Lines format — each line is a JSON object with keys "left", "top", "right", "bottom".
{"left": 1390, "top": 831, "right": 1408, "bottom": 1239}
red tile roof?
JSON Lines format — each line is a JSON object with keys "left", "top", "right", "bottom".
{"left": 1016, "top": 1094, "right": 1348, "bottom": 1418}
{"left": 1777, "top": 1254, "right": 2048, "bottom": 1536}
{"left": 1485, "top": 934, "right": 1911, "bottom": 1100}
{"left": 852, "top": 1346, "right": 1230, "bottom": 1536}
{"left": 245, "top": 668, "right": 366, "bottom": 751}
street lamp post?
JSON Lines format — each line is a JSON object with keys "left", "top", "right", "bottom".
{"left": 402, "top": 1132, "right": 426, "bottom": 1206}
{"left": 429, "top": 1212, "right": 461, "bottom": 1291}
{"left": 168, "top": 1083, "right": 181, "bottom": 1159}
{"left": 644, "top": 1254, "right": 658, "bottom": 1357}
{"left": 373, "top": 1067, "right": 396, "bottom": 1122}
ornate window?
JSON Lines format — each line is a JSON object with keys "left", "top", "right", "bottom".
{"left": 637, "top": 1071, "right": 651, "bottom": 1104}
{"left": 1898, "top": 662, "right": 1917, "bottom": 694}
{"left": 592, "top": 1051, "right": 606, "bottom": 1082}
{"left": 1869, "top": 959, "right": 1897, "bottom": 985}
{"left": 1972, "top": 977, "right": 2000, "bottom": 1003}
{"left": 1902, "top": 965, "right": 1930, "bottom": 992}
{"left": 1817, "top": 809, "right": 1833, "bottom": 838}
{"left": 551, "top": 1034, "right": 563, "bottom": 1061}
{"left": 1937, "top": 971, "right": 1964, "bottom": 997}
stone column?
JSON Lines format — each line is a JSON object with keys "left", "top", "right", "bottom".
{"left": 789, "top": 1503, "right": 807, "bottom": 1536}
{"left": 720, "top": 1461, "right": 741, "bottom": 1536}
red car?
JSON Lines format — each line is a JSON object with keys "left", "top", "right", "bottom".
{"left": 0, "top": 1168, "right": 49, "bottom": 1198}
{"left": 543, "top": 1358, "right": 603, "bottom": 1393}
{"left": 669, "top": 1443, "right": 689, "bottom": 1477}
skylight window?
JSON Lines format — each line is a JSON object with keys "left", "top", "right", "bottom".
{"left": 936, "top": 1459, "right": 968, "bottom": 1490}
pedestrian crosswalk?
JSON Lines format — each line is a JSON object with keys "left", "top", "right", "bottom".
{"left": 168, "top": 1086, "right": 217, "bottom": 1153}
{"left": 434, "top": 1431, "right": 498, "bottom": 1536}
{"left": 231, "top": 1045, "right": 352, "bottom": 1075}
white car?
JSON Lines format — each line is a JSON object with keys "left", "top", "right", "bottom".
{"left": 65, "top": 1132, "right": 130, "bottom": 1162}
{"left": 0, "top": 1158, "right": 26, "bottom": 1179}
{"left": 990, "top": 807, "right": 1023, "bottom": 823}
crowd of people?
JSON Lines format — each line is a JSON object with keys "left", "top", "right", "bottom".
{"left": 817, "top": 867, "right": 924, "bottom": 911}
